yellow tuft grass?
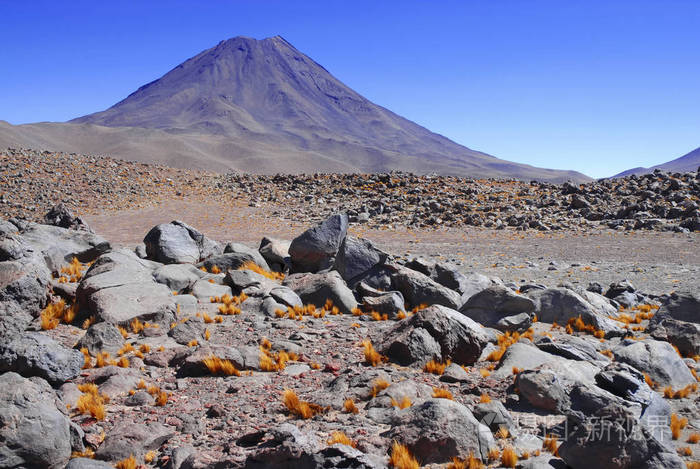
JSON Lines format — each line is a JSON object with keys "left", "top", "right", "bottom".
{"left": 327, "top": 431, "right": 356, "bottom": 447}
{"left": 282, "top": 389, "right": 322, "bottom": 419}
{"left": 155, "top": 390, "right": 169, "bottom": 406}
{"left": 344, "top": 398, "right": 359, "bottom": 414}
{"left": 389, "top": 441, "right": 419, "bottom": 469}
{"left": 391, "top": 396, "right": 413, "bottom": 409}
{"left": 672, "top": 413, "right": 688, "bottom": 440}
{"left": 447, "top": 452, "right": 484, "bottom": 469}
{"left": 479, "top": 393, "right": 491, "bottom": 403}
{"left": 542, "top": 434, "right": 559, "bottom": 455}
{"left": 361, "top": 339, "right": 386, "bottom": 366}
{"left": 432, "top": 387, "right": 453, "bottom": 400}
{"left": 487, "top": 448, "right": 500, "bottom": 462}
{"left": 501, "top": 446, "right": 517, "bottom": 468}
{"left": 424, "top": 359, "right": 450, "bottom": 375}
{"left": 688, "top": 433, "right": 700, "bottom": 444}
{"left": 40, "top": 299, "right": 66, "bottom": 330}
{"left": 114, "top": 455, "right": 137, "bottom": 469}
{"left": 239, "top": 261, "right": 285, "bottom": 280}
{"left": 370, "top": 378, "right": 390, "bottom": 398}
{"left": 202, "top": 356, "right": 241, "bottom": 376}
{"left": 76, "top": 385, "right": 108, "bottom": 420}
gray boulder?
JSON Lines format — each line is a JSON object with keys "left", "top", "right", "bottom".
{"left": 75, "top": 322, "right": 125, "bottom": 355}
{"left": 198, "top": 252, "right": 265, "bottom": 273}
{"left": 289, "top": 213, "right": 348, "bottom": 273}
{"left": 313, "top": 444, "right": 386, "bottom": 469}
{"left": 283, "top": 271, "right": 357, "bottom": 313}
{"left": 153, "top": 263, "right": 205, "bottom": 293}
{"left": 143, "top": 220, "right": 220, "bottom": 264}
{"left": 77, "top": 249, "right": 176, "bottom": 324}
{"left": 95, "top": 421, "right": 175, "bottom": 462}
{"left": 43, "top": 203, "right": 93, "bottom": 232}
{"left": 0, "top": 372, "right": 72, "bottom": 468}
{"left": 654, "top": 291, "right": 699, "bottom": 323}
{"left": 516, "top": 368, "right": 571, "bottom": 412}
{"left": 612, "top": 339, "right": 696, "bottom": 388}
{"left": 258, "top": 237, "right": 291, "bottom": 272}
{"left": 335, "top": 235, "right": 388, "bottom": 286}
{"left": 361, "top": 291, "right": 405, "bottom": 319}
{"left": 460, "top": 285, "right": 535, "bottom": 330}
{"left": 557, "top": 404, "right": 683, "bottom": 469}
{"left": 243, "top": 422, "right": 319, "bottom": 469}
{"left": 0, "top": 260, "right": 51, "bottom": 317}
{"left": 380, "top": 305, "right": 489, "bottom": 366}
{"left": 0, "top": 332, "right": 83, "bottom": 385}
{"left": 535, "top": 335, "right": 605, "bottom": 362}
{"left": 382, "top": 399, "right": 496, "bottom": 463}
{"left": 390, "top": 264, "right": 461, "bottom": 310}
{"left": 224, "top": 242, "right": 270, "bottom": 270}
{"left": 65, "top": 458, "right": 115, "bottom": 469}
{"left": 168, "top": 316, "right": 205, "bottom": 345}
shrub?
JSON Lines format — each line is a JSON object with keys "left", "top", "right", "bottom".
{"left": 542, "top": 434, "right": 559, "bottom": 455}
{"left": 370, "top": 378, "right": 390, "bottom": 398}
{"left": 115, "top": 455, "right": 137, "bottom": 469}
{"left": 239, "top": 261, "right": 284, "bottom": 281}
{"left": 688, "top": 433, "right": 700, "bottom": 444}
{"left": 389, "top": 441, "right": 419, "bottom": 469}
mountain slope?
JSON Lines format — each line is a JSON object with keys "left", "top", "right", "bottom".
{"left": 613, "top": 146, "right": 700, "bottom": 177}
{"left": 1, "top": 36, "right": 590, "bottom": 182}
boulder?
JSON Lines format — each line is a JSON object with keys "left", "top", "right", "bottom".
{"left": 0, "top": 372, "right": 72, "bottom": 468}
{"left": 654, "top": 291, "right": 699, "bottom": 323}
{"left": 95, "top": 421, "right": 175, "bottom": 462}
{"left": 313, "top": 444, "right": 385, "bottom": 469}
{"left": 77, "top": 250, "right": 176, "bottom": 324}
{"left": 153, "top": 263, "right": 205, "bottom": 293}
{"left": 612, "top": 339, "right": 696, "bottom": 388}
{"left": 460, "top": 285, "right": 535, "bottom": 330}
{"left": 198, "top": 252, "right": 263, "bottom": 273}
{"left": 535, "top": 335, "right": 605, "bottom": 362}
{"left": 382, "top": 399, "right": 496, "bottom": 463}
{"left": 243, "top": 423, "right": 319, "bottom": 469}
{"left": 224, "top": 242, "right": 270, "bottom": 271}
{"left": 361, "top": 291, "right": 405, "bottom": 319}
{"left": 0, "top": 332, "right": 83, "bottom": 385}
{"left": 43, "top": 203, "right": 93, "bottom": 232}
{"left": 389, "top": 264, "right": 461, "bottom": 309}
{"left": 168, "top": 317, "right": 205, "bottom": 345}
{"left": 289, "top": 213, "right": 348, "bottom": 273}
{"left": 557, "top": 404, "right": 683, "bottom": 469}
{"left": 380, "top": 305, "right": 489, "bottom": 366}
{"left": 75, "top": 322, "right": 125, "bottom": 356}
{"left": 258, "top": 237, "right": 291, "bottom": 272}
{"left": 190, "top": 278, "right": 232, "bottom": 301}
{"left": 0, "top": 260, "right": 51, "bottom": 317}
{"left": 334, "top": 235, "right": 388, "bottom": 286}
{"left": 283, "top": 271, "right": 357, "bottom": 313}
{"left": 143, "top": 220, "right": 220, "bottom": 264}
{"left": 516, "top": 368, "right": 571, "bottom": 412}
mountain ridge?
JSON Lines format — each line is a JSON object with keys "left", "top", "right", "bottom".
{"left": 613, "top": 146, "right": 700, "bottom": 177}
{"left": 1, "top": 35, "right": 591, "bottom": 182}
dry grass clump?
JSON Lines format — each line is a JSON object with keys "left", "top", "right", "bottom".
{"left": 447, "top": 452, "right": 484, "bottom": 469}
{"left": 344, "top": 398, "right": 359, "bottom": 414}
{"left": 566, "top": 315, "right": 606, "bottom": 338}
{"left": 282, "top": 389, "right": 322, "bottom": 419}
{"left": 542, "top": 434, "right": 559, "bottom": 455}
{"left": 82, "top": 315, "right": 96, "bottom": 329}
{"left": 361, "top": 340, "right": 387, "bottom": 366}
{"left": 389, "top": 441, "right": 419, "bottom": 469}
{"left": 59, "top": 257, "right": 85, "bottom": 283}
{"left": 686, "top": 462, "right": 700, "bottom": 469}
{"left": 239, "top": 260, "right": 285, "bottom": 280}
{"left": 479, "top": 368, "right": 491, "bottom": 378}
{"left": 370, "top": 378, "right": 390, "bottom": 398}
{"left": 487, "top": 329, "right": 534, "bottom": 362}
{"left": 155, "top": 390, "right": 169, "bottom": 406}
{"left": 665, "top": 384, "right": 698, "bottom": 399}
{"left": 688, "top": 433, "right": 700, "bottom": 444}
{"left": 495, "top": 427, "right": 510, "bottom": 439}
{"left": 76, "top": 383, "right": 109, "bottom": 420}
{"left": 114, "top": 455, "right": 137, "bottom": 469}
{"left": 432, "top": 387, "right": 454, "bottom": 400}
{"left": 479, "top": 393, "right": 491, "bottom": 403}
{"left": 259, "top": 347, "right": 298, "bottom": 372}
{"left": 327, "top": 431, "right": 356, "bottom": 447}
{"left": 487, "top": 448, "right": 500, "bottom": 462}
{"left": 202, "top": 355, "right": 241, "bottom": 376}
{"left": 71, "top": 448, "right": 95, "bottom": 459}
{"left": 672, "top": 413, "right": 689, "bottom": 440}
{"left": 130, "top": 318, "right": 144, "bottom": 334}
{"left": 391, "top": 396, "right": 413, "bottom": 409}
{"left": 424, "top": 359, "right": 451, "bottom": 375}
{"left": 40, "top": 299, "right": 76, "bottom": 329}
{"left": 501, "top": 446, "right": 518, "bottom": 468}
{"left": 80, "top": 347, "right": 92, "bottom": 369}
{"left": 679, "top": 447, "right": 693, "bottom": 456}
{"left": 370, "top": 310, "right": 389, "bottom": 321}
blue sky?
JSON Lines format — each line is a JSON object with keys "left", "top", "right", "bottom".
{"left": 1, "top": 0, "right": 699, "bottom": 178}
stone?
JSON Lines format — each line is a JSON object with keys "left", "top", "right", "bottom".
{"left": 43, "top": 203, "right": 93, "bottom": 232}
{"left": 168, "top": 316, "right": 205, "bottom": 345}
{"left": 224, "top": 242, "right": 270, "bottom": 271}
{"left": 389, "top": 264, "right": 462, "bottom": 310}
{"left": 361, "top": 291, "right": 405, "bottom": 319}
{"left": 382, "top": 398, "right": 496, "bottom": 463}
{"left": 189, "top": 278, "right": 232, "bottom": 301}
{"left": 516, "top": 368, "right": 571, "bottom": 412}
{"left": 334, "top": 235, "right": 388, "bottom": 286}
{"left": 258, "top": 237, "right": 291, "bottom": 272}
{"left": 289, "top": 213, "right": 348, "bottom": 273}
{"left": 0, "top": 260, "right": 51, "bottom": 317}
{"left": 95, "top": 421, "right": 175, "bottom": 462}
{"left": 153, "top": 263, "right": 205, "bottom": 292}
{"left": 198, "top": 252, "right": 262, "bottom": 273}
{"left": 612, "top": 339, "right": 696, "bottom": 388}
{"left": 313, "top": 444, "right": 386, "bottom": 469}
{"left": 460, "top": 285, "right": 535, "bottom": 330}
{"left": 0, "top": 372, "right": 72, "bottom": 468}
{"left": 143, "top": 220, "right": 220, "bottom": 264}
{"left": 65, "top": 459, "right": 115, "bottom": 469}
{"left": 243, "top": 422, "right": 319, "bottom": 468}
{"left": 283, "top": 271, "right": 357, "bottom": 314}
{"left": 0, "top": 332, "right": 83, "bottom": 385}
{"left": 380, "top": 305, "right": 489, "bottom": 366}
{"left": 75, "top": 322, "right": 125, "bottom": 356}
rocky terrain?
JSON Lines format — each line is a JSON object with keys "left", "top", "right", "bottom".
{"left": 0, "top": 204, "right": 698, "bottom": 469}
{"left": 2, "top": 148, "right": 700, "bottom": 233}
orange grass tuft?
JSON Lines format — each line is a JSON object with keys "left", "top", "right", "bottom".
{"left": 344, "top": 398, "right": 359, "bottom": 414}
{"left": 361, "top": 339, "right": 386, "bottom": 366}
{"left": 447, "top": 453, "right": 484, "bottom": 469}
{"left": 389, "top": 441, "right": 419, "bottom": 469}
{"left": 391, "top": 396, "right": 413, "bottom": 409}
{"left": 370, "top": 378, "right": 390, "bottom": 398}
{"left": 479, "top": 393, "right": 491, "bottom": 403}
{"left": 282, "top": 389, "right": 322, "bottom": 419}
{"left": 543, "top": 434, "right": 559, "bottom": 455}
{"left": 114, "top": 455, "right": 137, "bottom": 469}
{"left": 501, "top": 446, "right": 518, "bottom": 468}
{"left": 239, "top": 261, "right": 285, "bottom": 280}
{"left": 424, "top": 359, "right": 450, "bottom": 375}
{"left": 202, "top": 355, "right": 241, "bottom": 376}
{"left": 327, "top": 431, "right": 356, "bottom": 447}
{"left": 432, "top": 387, "right": 454, "bottom": 400}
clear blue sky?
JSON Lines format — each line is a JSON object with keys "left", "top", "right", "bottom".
{"left": 1, "top": 0, "right": 699, "bottom": 178}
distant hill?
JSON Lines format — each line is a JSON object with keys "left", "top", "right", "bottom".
{"left": 613, "top": 146, "right": 700, "bottom": 177}
{"left": 0, "top": 36, "right": 590, "bottom": 182}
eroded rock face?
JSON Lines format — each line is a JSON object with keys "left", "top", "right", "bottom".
{"left": 460, "top": 285, "right": 535, "bottom": 330}
{"left": 0, "top": 332, "right": 83, "bottom": 385}
{"left": 612, "top": 339, "right": 696, "bottom": 389}
{"left": 0, "top": 372, "right": 72, "bottom": 469}
{"left": 144, "top": 220, "right": 220, "bottom": 264}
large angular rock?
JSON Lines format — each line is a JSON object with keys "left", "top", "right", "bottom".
{"left": 43, "top": 203, "right": 93, "bottom": 232}
{"left": 243, "top": 423, "right": 319, "bottom": 469}
{"left": 258, "top": 237, "right": 291, "bottom": 272}
{"left": 0, "top": 332, "right": 83, "bottom": 385}
{"left": 612, "top": 339, "right": 696, "bottom": 388}
{"left": 516, "top": 368, "right": 571, "bottom": 412}
{"left": 334, "top": 235, "right": 388, "bottom": 286}
{"left": 648, "top": 292, "right": 700, "bottom": 356}
{"left": 0, "top": 302, "right": 32, "bottom": 337}
{"left": 380, "top": 305, "right": 489, "bottom": 366}
{"left": 0, "top": 260, "right": 51, "bottom": 317}
{"left": 197, "top": 252, "right": 263, "bottom": 273}
{"left": 152, "top": 263, "right": 205, "bottom": 293}
{"left": 95, "top": 421, "right": 175, "bottom": 462}
{"left": 557, "top": 404, "right": 684, "bottom": 469}
{"left": 143, "top": 220, "right": 220, "bottom": 264}
{"left": 361, "top": 291, "right": 405, "bottom": 319}
{"left": 75, "top": 322, "right": 125, "bottom": 356}
{"left": 654, "top": 291, "right": 699, "bottom": 323}
{"left": 0, "top": 372, "right": 72, "bottom": 468}
{"left": 389, "top": 264, "right": 461, "bottom": 310}
{"left": 460, "top": 285, "right": 535, "bottom": 330}
{"left": 288, "top": 213, "right": 348, "bottom": 273}
{"left": 224, "top": 242, "right": 270, "bottom": 271}
{"left": 77, "top": 250, "right": 176, "bottom": 324}
{"left": 283, "top": 271, "right": 357, "bottom": 313}
{"left": 382, "top": 399, "right": 496, "bottom": 463}
{"left": 313, "top": 444, "right": 385, "bottom": 469}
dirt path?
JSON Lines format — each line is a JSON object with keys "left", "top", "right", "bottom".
{"left": 84, "top": 198, "right": 700, "bottom": 296}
